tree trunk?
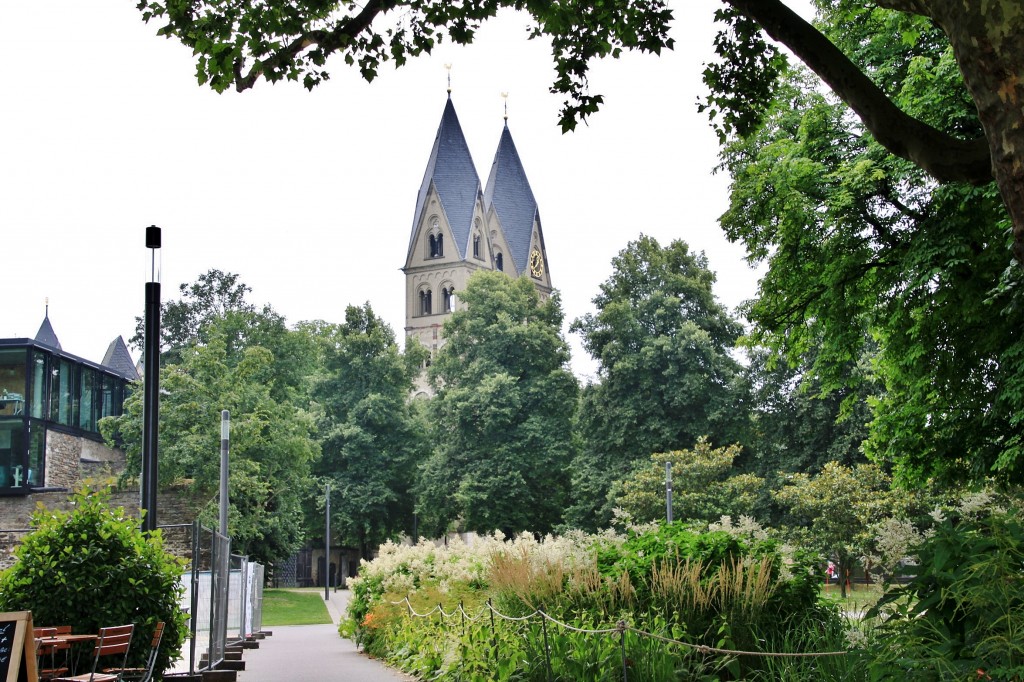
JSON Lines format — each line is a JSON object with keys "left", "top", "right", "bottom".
{"left": 927, "top": 0, "right": 1024, "bottom": 265}
{"left": 729, "top": 0, "right": 1024, "bottom": 265}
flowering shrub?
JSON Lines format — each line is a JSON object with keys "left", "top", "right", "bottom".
{"left": 345, "top": 524, "right": 853, "bottom": 680}
{"left": 868, "top": 500, "right": 1024, "bottom": 680}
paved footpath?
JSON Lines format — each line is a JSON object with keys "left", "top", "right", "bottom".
{"left": 236, "top": 590, "right": 414, "bottom": 682}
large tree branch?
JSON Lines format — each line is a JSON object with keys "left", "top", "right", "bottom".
{"left": 723, "top": 0, "right": 992, "bottom": 185}
{"left": 233, "top": 0, "right": 388, "bottom": 92}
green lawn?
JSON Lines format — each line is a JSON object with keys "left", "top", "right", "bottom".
{"left": 261, "top": 589, "right": 333, "bottom": 626}
{"left": 821, "top": 581, "right": 885, "bottom": 617}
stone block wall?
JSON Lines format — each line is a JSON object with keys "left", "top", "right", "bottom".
{"left": 44, "top": 430, "right": 81, "bottom": 489}
{"left": 0, "top": 487, "right": 203, "bottom": 570}
{"left": 42, "top": 431, "right": 127, "bottom": 489}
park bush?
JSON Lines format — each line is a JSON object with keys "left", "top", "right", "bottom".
{"left": 346, "top": 524, "right": 856, "bottom": 680}
{"left": 868, "top": 499, "right": 1024, "bottom": 680}
{"left": 0, "top": 487, "right": 189, "bottom": 678}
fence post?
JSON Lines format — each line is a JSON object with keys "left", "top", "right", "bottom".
{"left": 618, "top": 620, "right": 628, "bottom": 682}
{"left": 541, "top": 614, "right": 553, "bottom": 682}
{"left": 189, "top": 520, "right": 200, "bottom": 675}
{"left": 488, "top": 598, "right": 497, "bottom": 666}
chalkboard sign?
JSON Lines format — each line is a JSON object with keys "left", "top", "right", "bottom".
{"left": 0, "top": 612, "right": 37, "bottom": 682}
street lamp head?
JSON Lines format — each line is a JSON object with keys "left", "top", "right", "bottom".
{"left": 145, "top": 225, "right": 162, "bottom": 283}
{"left": 145, "top": 225, "right": 161, "bottom": 250}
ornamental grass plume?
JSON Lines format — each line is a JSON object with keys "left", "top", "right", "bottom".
{"left": 716, "top": 556, "right": 776, "bottom": 616}
{"left": 489, "top": 545, "right": 566, "bottom": 611}
{"left": 649, "top": 558, "right": 708, "bottom": 611}
{"left": 648, "top": 555, "right": 776, "bottom": 617}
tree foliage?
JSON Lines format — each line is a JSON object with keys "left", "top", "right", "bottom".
{"left": 741, "top": 344, "right": 872, "bottom": 479}
{"left": 105, "top": 274, "right": 320, "bottom": 564}
{"left": 137, "top": 0, "right": 672, "bottom": 132}
{"left": 774, "top": 461, "right": 902, "bottom": 598}
{"left": 418, "top": 271, "right": 577, "bottom": 537}
{"left": 0, "top": 488, "right": 189, "bottom": 676}
{"left": 139, "top": 1, "right": 1024, "bottom": 262}
{"left": 567, "top": 235, "right": 745, "bottom": 530}
{"left": 313, "top": 303, "right": 429, "bottom": 558}
{"left": 616, "top": 438, "right": 764, "bottom": 526}
{"left": 868, "top": 501, "right": 1024, "bottom": 680}
{"left": 718, "top": 11, "right": 1024, "bottom": 485}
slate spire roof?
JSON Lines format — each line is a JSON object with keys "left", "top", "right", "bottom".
{"left": 409, "top": 95, "right": 482, "bottom": 260}
{"left": 35, "top": 306, "right": 61, "bottom": 350}
{"left": 101, "top": 336, "right": 141, "bottom": 381}
{"left": 484, "top": 122, "right": 541, "bottom": 275}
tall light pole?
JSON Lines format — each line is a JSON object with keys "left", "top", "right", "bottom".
{"left": 219, "top": 410, "right": 230, "bottom": 536}
{"left": 142, "top": 225, "right": 161, "bottom": 533}
{"left": 665, "top": 461, "right": 673, "bottom": 524}
{"left": 324, "top": 482, "right": 331, "bottom": 601}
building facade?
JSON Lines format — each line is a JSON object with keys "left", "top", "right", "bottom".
{"left": 402, "top": 96, "right": 553, "bottom": 368}
{"left": 0, "top": 312, "right": 137, "bottom": 494}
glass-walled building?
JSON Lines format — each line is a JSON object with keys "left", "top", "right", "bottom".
{"left": 0, "top": 335, "right": 136, "bottom": 495}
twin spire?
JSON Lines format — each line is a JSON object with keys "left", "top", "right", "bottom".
{"left": 407, "top": 91, "right": 543, "bottom": 277}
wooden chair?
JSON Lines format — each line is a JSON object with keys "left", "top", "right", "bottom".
{"left": 53, "top": 624, "right": 134, "bottom": 682}
{"left": 34, "top": 627, "right": 70, "bottom": 681}
{"left": 103, "top": 622, "right": 164, "bottom": 682}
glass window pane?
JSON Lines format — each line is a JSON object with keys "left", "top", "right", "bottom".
{"left": 79, "top": 368, "right": 97, "bottom": 432}
{"left": 49, "top": 359, "right": 74, "bottom": 426}
{"left": 29, "top": 351, "right": 46, "bottom": 419}
{"left": 27, "top": 421, "right": 44, "bottom": 487}
{"left": 0, "top": 349, "right": 27, "bottom": 418}
{"left": 100, "top": 375, "right": 114, "bottom": 419}
{"left": 0, "top": 421, "right": 25, "bottom": 489}
{"left": 113, "top": 381, "right": 125, "bottom": 417}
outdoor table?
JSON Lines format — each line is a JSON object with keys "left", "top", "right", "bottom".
{"left": 37, "top": 633, "right": 98, "bottom": 675}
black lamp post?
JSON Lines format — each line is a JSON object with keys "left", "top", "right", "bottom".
{"left": 142, "top": 225, "right": 161, "bottom": 533}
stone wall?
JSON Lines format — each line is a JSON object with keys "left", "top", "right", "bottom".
{"left": 44, "top": 430, "right": 81, "bottom": 489}
{"left": 0, "top": 487, "right": 204, "bottom": 570}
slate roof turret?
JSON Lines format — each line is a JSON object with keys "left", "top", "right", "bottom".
{"left": 484, "top": 122, "right": 541, "bottom": 275}
{"left": 409, "top": 96, "right": 482, "bottom": 261}
{"left": 101, "top": 336, "right": 140, "bottom": 381}
{"left": 35, "top": 312, "right": 61, "bottom": 350}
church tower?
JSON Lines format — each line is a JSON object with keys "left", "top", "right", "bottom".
{"left": 402, "top": 95, "right": 552, "bottom": 360}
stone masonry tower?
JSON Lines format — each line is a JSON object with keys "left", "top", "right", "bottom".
{"left": 402, "top": 95, "right": 552, "bottom": 365}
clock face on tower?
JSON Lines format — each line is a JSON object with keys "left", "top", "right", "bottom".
{"left": 529, "top": 248, "right": 544, "bottom": 278}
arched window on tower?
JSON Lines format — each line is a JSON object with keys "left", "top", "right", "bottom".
{"left": 419, "top": 289, "right": 433, "bottom": 315}
{"left": 442, "top": 287, "right": 453, "bottom": 313}
{"left": 437, "top": 234, "right": 444, "bottom": 257}
{"left": 473, "top": 234, "right": 480, "bottom": 259}
{"left": 429, "top": 234, "right": 438, "bottom": 258}
{"left": 495, "top": 252, "right": 503, "bottom": 271}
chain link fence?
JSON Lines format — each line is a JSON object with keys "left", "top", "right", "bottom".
{"left": 180, "top": 521, "right": 265, "bottom": 675}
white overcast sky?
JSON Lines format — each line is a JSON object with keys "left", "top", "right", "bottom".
{"left": 0, "top": 2, "right": 812, "bottom": 381}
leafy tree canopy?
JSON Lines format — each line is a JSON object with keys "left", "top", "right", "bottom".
{"left": 774, "top": 461, "right": 904, "bottom": 598}
{"left": 566, "top": 235, "right": 745, "bottom": 530}
{"left": 740, "top": 344, "right": 872, "bottom": 479}
{"left": 718, "top": 11, "right": 1024, "bottom": 485}
{"left": 616, "top": 437, "right": 764, "bottom": 527}
{"left": 418, "top": 271, "right": 577, "bottom": 537}
{"left": 104, "top": 315, "right": 318, "bottom": 564}
{"left": 312, "top": 303, "right": 429, "bottom": 558}
{"left": 140, "top": 1, "right": 1024, "bottom": 262}
{"left": 132, "top": 269, "right": 317, "bottom": 403}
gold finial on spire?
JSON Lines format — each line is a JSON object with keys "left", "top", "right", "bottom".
{"left": 45, "top": 297, "right": 49, "bottom": 316}
{"left": 501, "top": 92, "right": 509, "bottom": 121}
{"left": 445, "top": 63, "right": 452, "bottom": 93}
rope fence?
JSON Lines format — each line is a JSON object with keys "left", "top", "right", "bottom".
{"left": 384, "top": 594, "right": 847, "bottom": 681}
